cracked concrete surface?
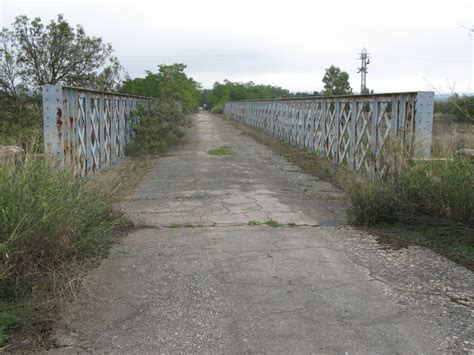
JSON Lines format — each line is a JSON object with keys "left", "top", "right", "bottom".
{"left": 51, "top": 112, "right": 473, "bottom": 353}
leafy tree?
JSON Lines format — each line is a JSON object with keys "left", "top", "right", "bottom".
{"left": 0, "top": 14, "right": 123, "bottom": 93}
{"left": 321, "top": 65, "right": 352, "bottom": 96}
{"left": 122, "top": 64, "right": 200, "bottom": 114}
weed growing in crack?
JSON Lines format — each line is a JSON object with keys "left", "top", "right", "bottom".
{"left": 208, "top": 146, "right": 236, "bottom": 156}
{"left": 264, "top": 220, "right": 281, "bottom": 228}
{"left": 248, "top": 220, "right": 261, "bottom": 226}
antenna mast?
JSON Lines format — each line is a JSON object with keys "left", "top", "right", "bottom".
{"left": 357, "top": 47, "right": 371, "bottom": 94}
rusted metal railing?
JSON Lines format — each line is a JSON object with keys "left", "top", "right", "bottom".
{"left": 42, "top": 85, "right": 152, "bottom": 176}
{"left": 224, "top": 92, "right": 434, "bottom": 179}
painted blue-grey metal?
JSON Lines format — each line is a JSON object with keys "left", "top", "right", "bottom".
{"left": 224, "top": 92, "right": 434, "bottom": 179}
{"left": 42, "top": 85, "right": 152, "bottom": 176}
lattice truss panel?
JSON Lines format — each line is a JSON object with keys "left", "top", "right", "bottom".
{"left": 224, "top": 92, "right": 433, "bottom": 179}
{"left": 338, "top": 100, "right": 352, "bottom": 166}
{"left": 42, "top": 85, "right": 152, "bottom": 176}
{"left": 354, "top": 101, "right": 373, "bottom": 176}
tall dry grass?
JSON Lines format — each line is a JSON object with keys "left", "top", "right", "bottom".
{"left": 431, "top": 115, "right": 474, "bottom": 157}
{"left": 0, "top": 142, "right": 125, "bottom": 347}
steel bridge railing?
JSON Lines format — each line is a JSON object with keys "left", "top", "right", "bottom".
{"left": 42, "top": 85, "right": 153, "bottom": 176}
{"left": 224, "top": 92, "right": 434, "bottom": 179}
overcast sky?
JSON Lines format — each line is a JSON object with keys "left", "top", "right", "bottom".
{"left": 1, "top": 0, "right": 473, "bottom": 93}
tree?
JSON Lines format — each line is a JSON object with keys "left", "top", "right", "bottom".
{"left": 0, "top": 14, "right": 123, "bottom": 92}
{"left": 122, "top": 64, "right": 201, "bottom": 114}
{"left": 321, "top": 65, "right": 352, "bottom": 96}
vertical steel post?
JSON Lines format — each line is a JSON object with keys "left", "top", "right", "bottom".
{"left": 320, "top": 99, "right": 326, "bottom": 155}
{"left": 349, "top": 100, "right": 357, "bottom": 169}
{"left": 42, "top": 85, "right": 63, "bottom": 167}
{"left": 333, "top": 99, "right": 340, "bottom": 164}
{"left": 371, "top": 97, "right": 379, "bottom": 179}
{"left": 85, "top": 92, "right": 92, "bottom": 173}
{"left": 99, "top": 95, "right": 106, "bottom": 168}
{"left": 413, "top": 91, "right": 434, "bottom": 157}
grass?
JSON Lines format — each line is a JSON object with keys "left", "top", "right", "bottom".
{"left": 264, "top": 220, "right": 281, "bottom": 228}
{"left": 0, "top": 154, "right": 127, "bottom": 348}
{"left": 371, "top": 223, "right": 474, "bottom": 269}
{"left": 225, "top": 115, "right": 474, "bottom": 270}
{"left": 247, "top": 219, "right": 280, "bottom": 227}
{"left": 347, "top": 159, "right": 473, "bottom": 225}
{"left": 342, "top": 158, "right": 474, "bottom": 267}
{"left": 248, "top": 220, "right": 298, "bottom": 228}
{"left": 0, "top": 95, "right": 43, "bottom": 151}
{"left": 167, "top": 224, "right": 198, "bottom": 228}
{"left": 432, "top": 115, "right": 474, "bottom": 157}
{"left": 208, "top": 146, "right": 236, "bottom": 156}
{"left": 0, "top": 123, "right": 43, "bottom": 153}
{"left": 0, "top": 302, "right": 18, "bottom": 347}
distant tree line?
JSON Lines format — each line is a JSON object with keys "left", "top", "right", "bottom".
{"left": 202, "top": 66, "right": 353, "bottom": 113}
{"left": 201, "top": 80, "right": 291, "bottom": 113}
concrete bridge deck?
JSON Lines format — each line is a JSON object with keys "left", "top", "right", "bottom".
{"left": 52, "top": 112, "right": 473, "bottom": 353}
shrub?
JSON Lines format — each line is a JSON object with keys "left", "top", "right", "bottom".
{"left": 434, "top": 95, "right": 474, "bottom": 123}
{"left": 343, "top": 159, "right": 473, "bottom": 228}
{"left": 343, "top": 174, "right": 398, "bottom": 225}
{"left": 210, "top": 104, "right": 224, "bottom": 114}
{"left": 125, "top": 101, "right": 188, "bottom": 157}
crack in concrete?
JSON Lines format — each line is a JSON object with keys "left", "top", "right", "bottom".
{"left": 134, "top": 223, "right": 322, "bottom": 228}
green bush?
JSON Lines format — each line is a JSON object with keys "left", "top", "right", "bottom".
{"left": 210, "top": 104, "right": 224, "bottom": 114}
{"left": 396, "top": 159, "right": 473, "bottom": 226}
{"left": 344, "top": 174, "right": 398, "bottom": 225}
{"left": 343, "top": 159, "right": 473, "bottom": 227}
{"left": 126, "top": 101, "right": 188, "bottom": 157}
{"left": 434, "top": 95, "right": 474, "bottom": 122}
